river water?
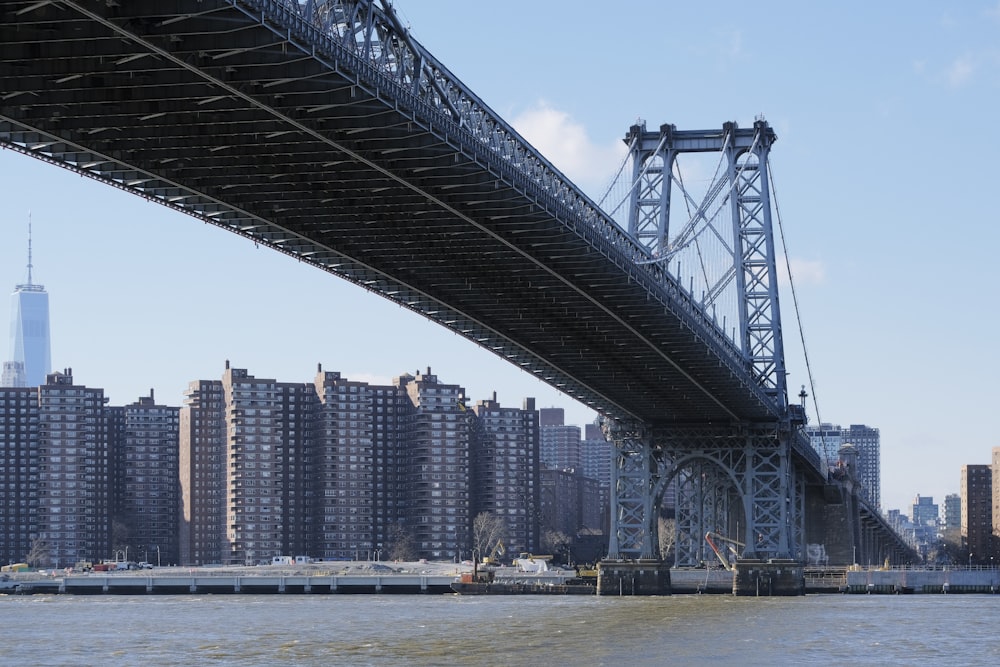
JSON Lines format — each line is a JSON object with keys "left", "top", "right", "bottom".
{"left": 2, "top": 593, "right": 997, "bottom": 666}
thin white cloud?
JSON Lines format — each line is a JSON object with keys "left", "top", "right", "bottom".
{"left": 726, "top": 29, "right": 744, "bottom": 60}
{"left": 788, "top": 258, "right": 826, "bottom": 286}
{"left": 510, "top": 101, "right": 627, "bottom": 200}
{"left": 946, "top": 55, "right": 975, "bottom": 87}
{"left": 777, "top": 257, "right": 826, "bottom": 289}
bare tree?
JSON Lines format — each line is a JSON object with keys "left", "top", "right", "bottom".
{"left": 658, "top": 517, "right": 676, "bottom": 561}
{"left": 472, "top": 512, "right": 506, "bottom": 561}
{"left": 386, "top": 523, "right": 418, "bottom": 562}
{"left": 541, "top": 529, "right": 572, "bottom": 562}
{"left": 25, "top": 538, "right": 50, "bottom": 568}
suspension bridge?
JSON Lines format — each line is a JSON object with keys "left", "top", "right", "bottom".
{"left": 0, "top": 0, "right": 913, "bottom": 593}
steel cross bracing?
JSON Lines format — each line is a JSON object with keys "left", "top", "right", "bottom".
{"left": 605, "top": 422, "right": 806, "bottom": 564}
{"left": 625, "top": 120, "right": 787, "bottom": 405}
{"left": 0, "top": 0, "right": 789, "bottom": 428}
{"left": 607, "top": 121, "right": 807, "bottom": 563}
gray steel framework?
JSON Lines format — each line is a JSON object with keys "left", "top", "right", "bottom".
{"left": 609, "top": 122, "right": 800, "bottom": 563}
{"left": 605, "top": 421, "right": 806, "bottom": 564}
{"left": 0, "top": 0, "right": 793, "bottom": 431}
{"left": 0, "top": 0, "right": 845, "bottom": 564}
{"left": 625, "top": 121, "right": 787, "bottom": 406}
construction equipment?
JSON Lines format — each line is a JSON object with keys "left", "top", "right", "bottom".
{"left": 704, "top": 532, "right": 745, "bottom": 571}
{"left": 481, "top": 539, "right": 505, "bottom": 566}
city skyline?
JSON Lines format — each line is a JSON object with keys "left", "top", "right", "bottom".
{"left": 4, "top": 1, "right": 1000, "bottom": 514}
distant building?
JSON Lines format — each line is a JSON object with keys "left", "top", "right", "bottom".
{"left": 806, "top": 423, "right": 880, "bottom": 508}
{"left": 471, "top": 394, "right": 540, "bottom": 556}
{"left": 580, "top": 421, "right": 612, "bottom": 534}
{"left": 397, "top": 368, "right": 473, "bottom": 560}
{"left": 221, "top": 365, "right": 314, "bottom": 565}
{"left": 993, "top": 447, "right": 1000, "bottom": 556}
{"left": 0, "top": 361, "right": 26, "bottom": 388}
{"left": 109, "top": 390, "right": 180, "bottom": 566}
{"left": 179, "top": 363, "right": 538, "bottom": 564}
{"left": 0, "top": 385, "right": 38, "bottom": 565}
{"left": 943, "top": 493, "right": 961, "bottom": 531}
{"left": 960, "top": 464, "right": 992, "bottom": 563}
{"left": 179, "top": 377, "right": 227, "bottom": 565}
{"left": 540, "top": 468, "right": 579, "bottom": 541}
{"left": 580, "top": 422, "right": 611, "bottom": 487}
{"left": 539, "top": 407, "right": 580, "bottom": 472}
{"left": 3, "top": 223, "right": 51, "bottom": 388}
{"left": 35, "top": 370, "right": 110, "bottom": 567}
{"left": 311, "top": 368, "right": 381, "bottom": 561}
{"left": 804, "top": 423, "right": 844, "bottom": 470}
{"left": 179, "top": 363, "right": 315, "bottom": 565}
{"left": 844, "top": 425, "right": 881, "bottom": 508}
{"left": 911, "top": 495, "right": 939, "bottom": 549}
{"left": 912, "top": 495, "right": 939, "bottom": 528}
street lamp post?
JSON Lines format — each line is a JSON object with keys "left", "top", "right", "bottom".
{"left": 969, "top": 553, "right": 973, "bottom": 569}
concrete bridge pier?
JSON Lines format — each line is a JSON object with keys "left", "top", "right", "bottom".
{"left": 597, "top": 560, "right": 671, "bottom": 596}
{"left": 732, "top": 560, "right": 804, "bottom": 596}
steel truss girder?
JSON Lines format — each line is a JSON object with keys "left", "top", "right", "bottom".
{"left": 606, "top": 421, "right": 803, "bottom": 565}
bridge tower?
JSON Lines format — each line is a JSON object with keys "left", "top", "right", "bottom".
{"left": 607, "top": 120, "right": 804, "bottom": 566}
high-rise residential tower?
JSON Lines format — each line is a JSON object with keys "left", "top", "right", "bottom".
{"left": 36, "top": 370, "right": 110, "bottom": 567}
{"left": 0, "top": 384, "right": 38, "bottom": 565}
{"left": 960, "top": 464, "right": 992, "bottom": 564}
{"left": 471, "top": 393, "right": 540, "bottom": 556}
{"left": 539, "top": 407, "right": 580, "bottom": 472}
{"left": 3, "top": 220, "right": 51, "bottom": 388}
{"left": 109, "top": 390, "right": 180, "bottom": 567}
{"left": 397, "top": 368, "right": 471, "bottom": 560}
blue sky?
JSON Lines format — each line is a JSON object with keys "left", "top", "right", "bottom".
{"left": 2, "top": 1, "right": 999, "bottom": 515}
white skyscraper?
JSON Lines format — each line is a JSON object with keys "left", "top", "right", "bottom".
{"left": 4, "top": 220, "right": 51, "bottom": 387}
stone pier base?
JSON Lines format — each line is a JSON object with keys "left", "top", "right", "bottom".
{"left": 597, "top": 560, "right": 671, "bottom": 596}
{"left": 733, "top": 560, "right": 804, "bottom": 596}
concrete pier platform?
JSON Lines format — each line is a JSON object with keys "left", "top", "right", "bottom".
{"left": 4, "top": 572, "right": 458, "bottom": 596}
{"left": 846, "top": 568, "right": 1000, "bottom": 594}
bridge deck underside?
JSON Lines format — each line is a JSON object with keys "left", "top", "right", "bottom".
{"left": 1, "top": 0, "right": 779, "bottom": 426}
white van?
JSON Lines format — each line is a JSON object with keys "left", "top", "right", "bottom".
{"left": 271, "top": 556, "right": 294, "bottom": 565}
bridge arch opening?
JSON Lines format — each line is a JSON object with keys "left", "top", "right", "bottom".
{"left": 652, "top": 453, "right": 747, "bottom": 568}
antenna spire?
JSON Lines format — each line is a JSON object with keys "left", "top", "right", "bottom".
{"left": 27, "top": 212, "right": 33, "bottom": 286}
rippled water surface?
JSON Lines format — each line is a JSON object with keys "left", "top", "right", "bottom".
{"left": 2, "top": 593, "right": 998, "bottom": 666}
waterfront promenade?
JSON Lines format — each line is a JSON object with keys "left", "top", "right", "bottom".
{"left": 0, "top": 559, "right": 581, "bottom": 595}
{"left": 4, "top": 562, "right": 999, "bottom": 596}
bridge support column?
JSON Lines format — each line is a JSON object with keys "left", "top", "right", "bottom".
{"left": 605, "top": 420, "right": 656, "bottom": 559}
{"left": 597, "top": 560, "right": 671, "bottom": 596}
{"left": 650, "top": 425, "right": 800, "bottom": 566}
{"left": 733, "top": 560, "right": 803, "bottom": 596}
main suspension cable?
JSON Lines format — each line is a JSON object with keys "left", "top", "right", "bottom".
{"left": 768, "top": 156, "right": 824, "bottom": 433}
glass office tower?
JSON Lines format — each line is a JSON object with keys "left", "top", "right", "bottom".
{"left": 4, "top": 223, "right": 51, "bottom": 388}
{"left": 7, "top": 283, "right": 51, "bottom": 387}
